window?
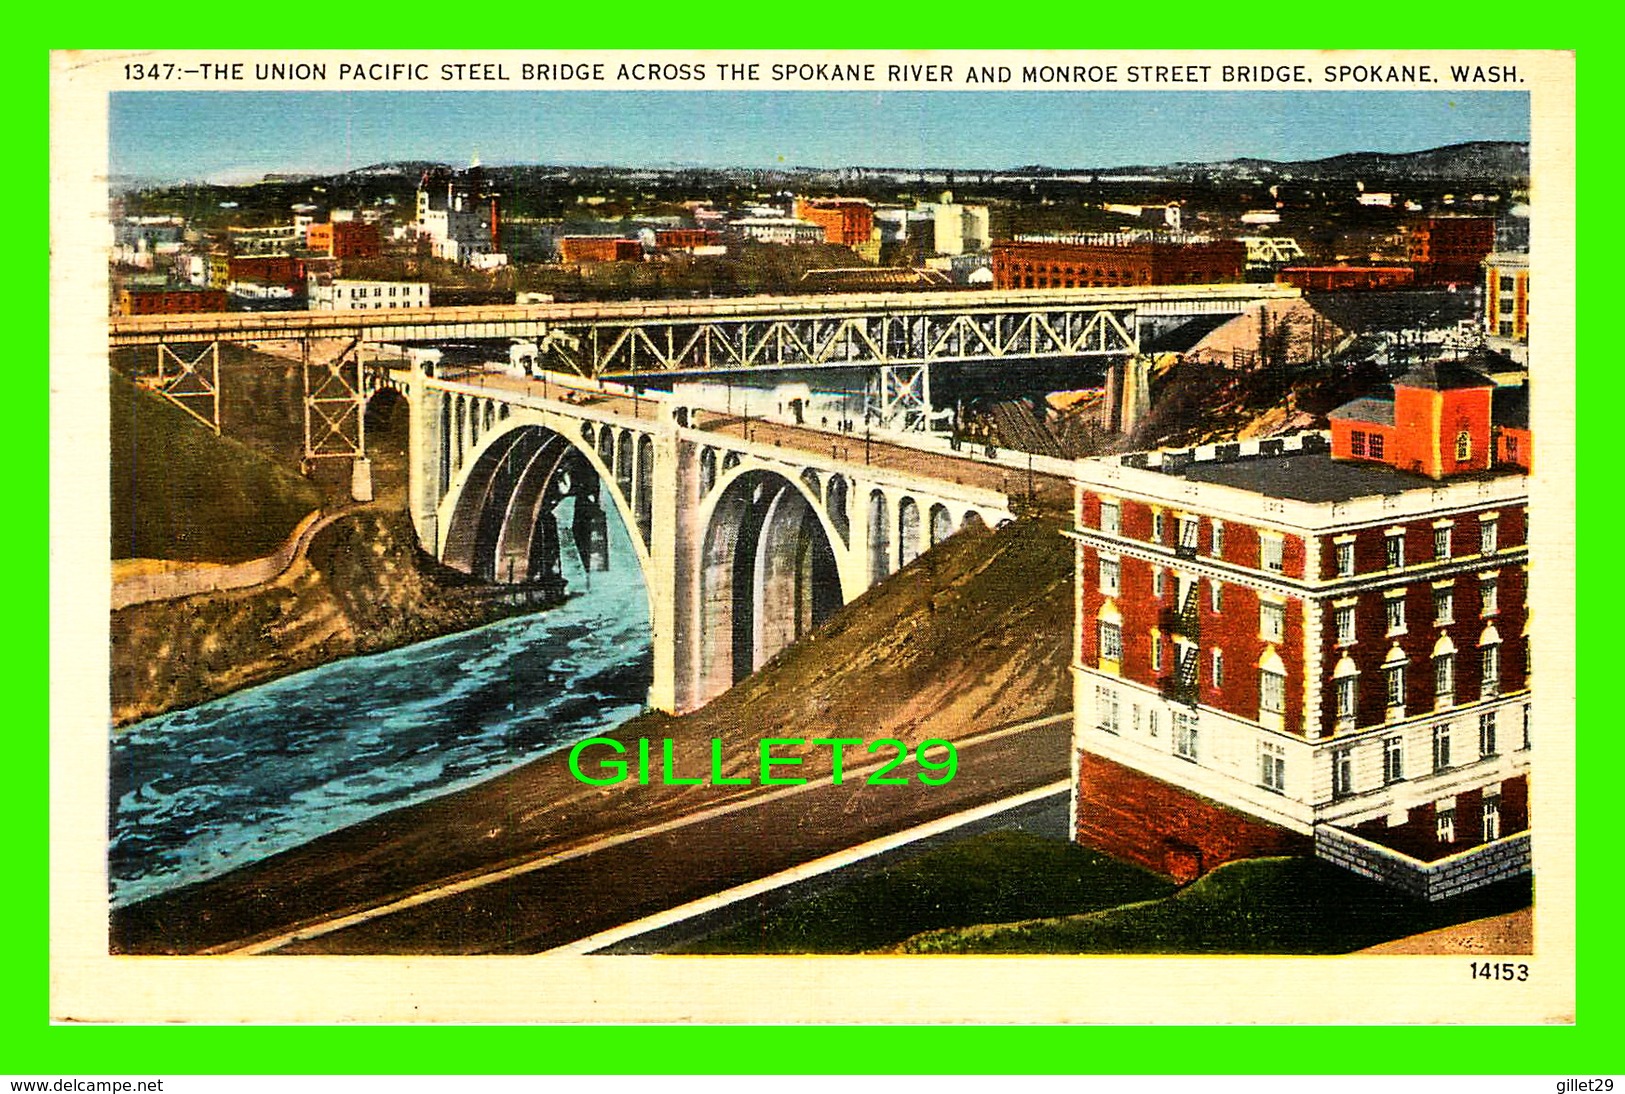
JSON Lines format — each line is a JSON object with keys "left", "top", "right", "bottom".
{"left": 1434, "top": 652, "right": 1455, "bottom": 704}
{"left": 1099, "top": 556, "right": 1120, "bottom": 596}
{"left": 1259, "top": 669, "right": 1286, "bottom": 715}
{"left": 1482, "top": 799, "right": 1501, "bottom": 842}
{"left": 1455, "top": 431, "right": 1472, "bottom": 463}
{"left": 1507, "top": 435, "right": 1519, "bottom": 460}
{"left": 1100, "top": 500, "right": 1120, "bottom": 535}
{"left": 1369, "top": 433, "right": 1386, "bottom": 459}
{"left": 1259, "top": 744, "right": 1286, "bottom": 793}
{"left": 1149, "top": 709, "right": 1160, "bottom": 738}
{"left": 1480, "top": 517, "right": 1499, "bottom": 554}
{"left": 1151, "top": 632, "right": 1163, "bottom": 672}
{"left": 1481, "top": 644, "right": 1501, "bottom": 697}
{"left": 1500, "top": 274, "right": 1515, "bottom": 292}
{"left": 1499, "top": 319, "right": 1515, "bottom": 337}
{"left": 1336, "top": 675, "right": 1357, "bottom": 721}
{"left": 1479, "top": 710, "right": 1498, "bottom": 757}
{"left": 1432, "top": 723, "right": 1452, "bottom": 772}
{"left": 1210, "top": 648, "right": 1224, "bottom": 687}
{"left": 1385, "top": 593, "right": 1407, "bottom": 635}
{"left": 1434, "top": 585, "right": 1454, "bottom": 625}
{"left": 1434, "top": 525, "right": 1452, "bottom": 561}
{"left": 1261, "top": 535, "right": 1284, "bottom": 574}
{"left": 1210, "top": 582, "right": 1224, "bottom": 612}
{"left": 1336, "top": 541, "right": 1355, "bottom": 577}
{"left": 1211, "top": 521, "right": 1225, "bottom": 558}
{"left": 1332, "top": 748, "right": 1354, "bottom": 798}
{"left": 1178, "top": 516, "right": 1199, "bottom": 555}
{"left": 1174, "top": 713, "right": 1199, "bottom": 761}
{"left": 1436, "top": 808, "right": 1456, "bottom": 844}
{"left": 1333, "top": 604, "right": 1355, "bottom": 646}
{"left": 1481, "top": 575, "right": 1499, "bottom": 616}
{"left": 1263, "top": 601, "right": 1287, "bottom": 643}
{"left": 1099, "top": 621, "right": 1123, "bottom": 663}
{"left": 1095, "top": 686, "right": 1120, "bottom": 734}
{"left": 1351, "top": 430, "right": 1367, "bottom": 456}
{"left": 1522, "top": 703, "right": 1531, "bottom": 750}
{"left": 1385, "top": 533, "right": 1404, "bottom": 570}
{"left": 1385, "top": 663, "right": 1406, "bottom": 710}
{"left": 1383, "top": 736, "right": 1405, "bottom": 783}
{"left": 1152, "top": 568, "right": 1165, "bottom": 598}
{"left": 1152, "top": 511, "right": 1165, "bottom": 541}
{"left": 1132, "top": 704, "right": 1142, "bottom": 734}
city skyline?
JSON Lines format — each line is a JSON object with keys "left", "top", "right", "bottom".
{"left": 110, "top": 90, "right": 1530, "bottom": 186}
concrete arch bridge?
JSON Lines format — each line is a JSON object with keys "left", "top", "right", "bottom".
{"left": 404, "top": 366, "right": 1016, "bottom": 713}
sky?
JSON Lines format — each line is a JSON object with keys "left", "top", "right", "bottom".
{"left": 109, "top": 90, "right": 1531, "bottom": 184}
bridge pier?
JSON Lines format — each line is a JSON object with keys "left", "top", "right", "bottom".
{"left": 407, "top": 366, "right": 443, "bottom": 552}
{"left": 350, "top": 456, "right": 374, "bottom": 503}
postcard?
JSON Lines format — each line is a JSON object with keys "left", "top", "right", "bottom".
{"left": 49, "top": 48, "right": 1575, "bottom": 1024}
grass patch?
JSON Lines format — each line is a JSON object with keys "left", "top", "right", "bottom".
{"left": 671, "top": 830, "right": 1175, "bottom": 954}
{"left": 110, "top": 374, "right": 322, "bottom": 562}
{"left": 899, "top": 855, "right": 1534, "bottom": 954}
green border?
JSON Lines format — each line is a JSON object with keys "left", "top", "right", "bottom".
{"left": 30, "top": 10, "right": 1612, "bottom": 1078}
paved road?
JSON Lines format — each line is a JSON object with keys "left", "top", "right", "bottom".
{"left": 239, "top": 716, "right": 1072, "bottom": 955}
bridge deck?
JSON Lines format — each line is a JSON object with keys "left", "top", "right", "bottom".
{"left": 446, "top": 369, "right": 1075, "bottom": 513}
{"left": 109, "top": 283, "right": 1302, "bottom": 346}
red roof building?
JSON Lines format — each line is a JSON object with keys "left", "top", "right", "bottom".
{"left": 1068, "top": 368, "right": 1532, "bottom": 893}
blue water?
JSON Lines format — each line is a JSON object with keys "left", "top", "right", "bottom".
{"left": 108, "top": 501, "right": 653, "bottom": 909}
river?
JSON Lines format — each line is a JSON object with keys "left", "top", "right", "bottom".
{"left": 109, "top": 498, "right": 653, "bottom": 909}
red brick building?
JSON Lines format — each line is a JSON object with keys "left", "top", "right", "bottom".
{"left": 1277, "top": 266, "right": 1415, "bottom": 292}
{"left": 117, "top": 289, "right": 229, "bottom": 315}
{"left": 654, "top": 228, "right": 719, "bottom": 250}
{"left": 559, "top": 236, "right": 643, "bottom": 263}
{"left": 1407, "top": 217, "right": 1496, "bottom": 286}
{"left": 305, "top": 220, "right": 381, "bottom": 260}
{"left": 992, "top": 236, "right": 1245, "bottom": 290}
{"left": 1069, "top": 369, "right": 1531, "bottom": 887}
{"left": 228, "top": 255, "right": 306, "bottom": 287}
{"left": 792, "top": 197, "right": 875, "bottom": 246}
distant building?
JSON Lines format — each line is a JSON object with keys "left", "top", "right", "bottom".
{"left": 416, "top": 161, "right": 501, "bottom": 264}
{"left": 1483, "top": 251, "right": 1529, "bottom": 350}
{"left": 793, "top": 197, "right": 875, "bottom": 247}
{"left": 559, "top": 236, "right": 642, "bottom": 263}
{"left": 227, "top": 255, "right": 306, "bottom": 288}
{"left": 931, "top": 198, "right": 990, "bottom": 257}
{"left": 1277, "top": 266, "right": 1416, "bottom": 292}
{"left": 654, "top": 228, "right": 722, "bottom": 253}
{"left": 1407, "top": 217, "right": 1496, "bottom": 286}
{"left": 308, "top": 278, "right": 428, "bottom": 311}
{"left": 306, "top": 220, "right": 381, "bottom": 260}
{"left": 727, "top": 217, "right": 827, "bottom": 246}
{"left": 117, "top": 288, "right": 229, "bottom": 316}
{"left": 1070, "top": 363, "right": 1531, "bottom": 893}
{"left": 992, "top": 234, "right": 1245, "bottom": 289}
{"left": 227, "top": 223, "right": 302, "bottom": 257}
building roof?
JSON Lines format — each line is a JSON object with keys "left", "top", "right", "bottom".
{"left": 1326, "top": 396, "right": 1396, "bottom": 426}
{"left": 1392, "top": 360, "right": 1497, "bottom": 391}
{"left": 1174, "top": 449, "right": 1518, "bottom": 503}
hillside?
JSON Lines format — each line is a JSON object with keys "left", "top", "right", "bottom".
{"left": 110, "top": 376, "right": 322, "bottom": 563}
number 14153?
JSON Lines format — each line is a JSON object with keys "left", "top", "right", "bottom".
{"left": 1470, "top": 961, "right": 1529, "bottom": 981}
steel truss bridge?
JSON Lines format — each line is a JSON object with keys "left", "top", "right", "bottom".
{"left": 108, "top": 283, "right": 1299, "bottom": 470}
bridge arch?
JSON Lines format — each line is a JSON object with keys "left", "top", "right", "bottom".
{"left": 437, "top": 416, "right": 655, "bottom": 593}
{"left": 898, "top": 496, "right": 922, "bottom": 568}
{"left": 929, "top": 503, "right": 954, "bottom": 548}
{"left": 696, "top": 466, "right": 844, "bottom": 697}
{"left": 868, "top": 489, "right": 892, "bottom": 584}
